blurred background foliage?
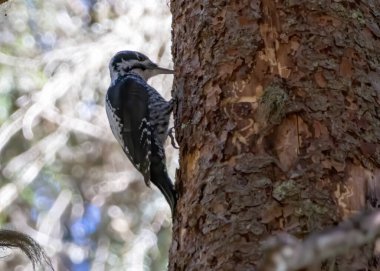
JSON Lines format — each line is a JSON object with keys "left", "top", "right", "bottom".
{"left": 0, "top": 0, "right": 176, "bottom": 270}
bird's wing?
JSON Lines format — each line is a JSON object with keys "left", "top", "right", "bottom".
{"left": 106, "top": 77, "right": 177, "bottom": 212}
{"left": 106, "top": 77, "right": 152, "bottom": 186}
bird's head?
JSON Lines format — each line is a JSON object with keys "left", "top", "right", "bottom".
{"left": 109, "top": 51, "right": 173, "bottom": 84}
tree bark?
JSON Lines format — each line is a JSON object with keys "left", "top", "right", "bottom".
{"left": 170, "top": 0, "right": 380, "bottom": 270}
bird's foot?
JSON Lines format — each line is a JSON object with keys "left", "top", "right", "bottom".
{"left": 168, "top": 127, "right": 179, "bottom": 149}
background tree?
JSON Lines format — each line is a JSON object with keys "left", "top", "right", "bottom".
{"left": 170, "top": 0, "right": 380, "bottom": 270}
{"left": 0, "top": 0, "right": 176, "bottom": 270}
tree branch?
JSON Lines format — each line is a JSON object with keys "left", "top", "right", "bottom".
{"left": 0, "top": 230, "right": 53, "bottom": 270}
{"left": 263, "top": 210, "right": 380, "bottom": 271}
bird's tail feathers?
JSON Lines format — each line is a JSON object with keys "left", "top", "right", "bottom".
{"left": 151, "top": 165, "right": 177, "bottom": 215}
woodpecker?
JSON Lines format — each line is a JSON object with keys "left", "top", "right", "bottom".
{"left": 105, "top": 50, "right": 177, "bottom": 214}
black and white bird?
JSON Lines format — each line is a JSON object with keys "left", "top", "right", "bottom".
{"left": 105, "top": 50, "right": 177, "bottom": 214}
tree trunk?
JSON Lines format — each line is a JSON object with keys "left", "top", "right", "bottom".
{"left": 170, "top": 1, "right": 380, "bottom": 270}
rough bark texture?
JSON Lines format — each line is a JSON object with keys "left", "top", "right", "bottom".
{"left": 170, "top": 1, "right": 380, "bottom": 270}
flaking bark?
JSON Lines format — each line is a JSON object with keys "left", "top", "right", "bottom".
{"left": 170, "top": 0, "right": 380, "bottom": 270}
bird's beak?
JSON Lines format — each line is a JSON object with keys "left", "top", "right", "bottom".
{"left": 154, "top": 66, "right": 174, "bottom": 75}
{"left": 144, "top": 62, "right": 174, "bottom": 79}
{"left": 147, "top": 61, "right": 174, "bottom": 75}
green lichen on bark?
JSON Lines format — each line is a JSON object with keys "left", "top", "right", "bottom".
{"left": 258, "top": 82, "right": 288, "bottom": 126}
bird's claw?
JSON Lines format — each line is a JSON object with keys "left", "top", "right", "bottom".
{"left": 168, "top": 127, "right": 179, "bottom": 149}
